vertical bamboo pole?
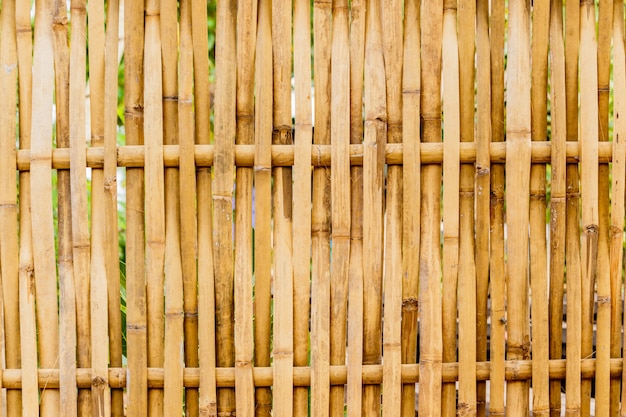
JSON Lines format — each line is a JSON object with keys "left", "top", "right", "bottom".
{"left": 489, "top": 1, "right": 506, "bottom": 415}
{"left": 475, "top": 0, "right": 492, "bottom": 413}
{"left": 0, "top": 1, "right": 21, "bottom": 415}
{"left": 548, "top": 1, "right": 567, "bottom": 416}
{"left": 214, "top": 0, "right": 237, "bottom": 412}
{"left": 293, "top": 0, "right": 313, "bottom": 413}
{"left": 530, "top": 2, "right": 550, "bottom": 417}
{"left": 179, "top": 0, "right": 200, "bottom": 415}
{"left": 30, "top": 0, "right": 61, "bottom": 415}
{"left": 419, "top": 1, "right": 443, "bottom": 416}
{"left": 594, "top": 1, "right": 613, "bottom": 415}
{"left": 234, "top": 0, "right": 256, "bottom": 413}
{"left": 362, "top": 0, "right": 385, "bottom": 414}
{"left": 579, "top": 3, "right": 599, "bottom": 417}
{"left": 52, "top": 0, "right": 77, "bottom": 414}
{"left": 564, "top": 1, "right": 581, "bottom": 416}
{"left": 441, "top": 2, "right": 461, "bottom": 415}
{"left": 311, "top": 0, "right": 332, "bottom": 411}
{"left": 506, "top": 1, "right": 532, "bottom": 416}
{"left": 401, "top": 0, "right": 421, "bottom": 414}
{"left": 254, "top": 0, "right": 273, "bottom": 414}
{"left": 103, "top": 1, "right": 124, "bottom": 414}
{"left": 125, "top": 0, "right": 147, "bottom": 415}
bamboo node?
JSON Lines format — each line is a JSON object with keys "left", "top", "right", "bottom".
{"left": 610, "top": 225, "right": 623, "bottom": 237}
{"left": 163, "top": 95, "right": 179, "bottom": 102}
{"left": 92, "top": 376, "right": 107, "bottom": 388}
{"left": 597, "top": 296, "right": 611, "bottom": 305}
{"left": 476, "top": 165, "right": 490, "bottom": 176}
{"left": 584, "top": 224, "right": 598, "bottom": 236}
{"left": 457, "top": 402, "right": 476, "bottom": 417}
{"left": 402, "top": 297, "right": 419, "bottom": 311}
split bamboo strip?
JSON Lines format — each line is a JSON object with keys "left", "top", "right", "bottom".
{"left": 329, "top": 0, "right": 351, "bottom": 413}
{"left": 579, "top": 3, "right": 599, "bottom": 417}
{"left": 548, "top": 1, "right": 567, "bottom": 416}
{"left": 213, "top": 0, "right": 237, "bottom": 413}
{"left": 488, "top": 1, "right": 506, "bottom": 415}
{"left": 400, "top": 0, "right": 421, "bottom": 414}
{"left": 362, "top": 0, "right": 386, "bottom": 414}
{"left": 103, "top": 1, "right": 124, "bottom": 414}
{"left": 51, "top": 0, "right": 77, "bottom": 414}
{"left": 29, "top": 1, "right": 61, "bottom": 415}
{"left": 381, "top": 0, "right": 403, "bottom": 411}
{"left": 0, "top": 1, "right": 20, "bottom": 415}
{"left": 125, "top": 0, "right": 148, "bottom": 415}
{"left": 474, "top": 1, "right": 492, "bottom": 413}
{"left": 419, "top": 1, "right": 444, "bottom": 416}
{"left": 293, "top": 0, "right": 314, "bottom": 413}
{"left": 594, "top": 0, "right": 614, "bottom": 415}
{"left": 179, "top": 0, "right": 200, "bottom": 415}
{"left": 190, "top": 0, "right": 217, "bottom": 414}
{"left": 505, "top": 1, "right": 532, "bottom": 416}
{"left": 272, "top": 0, "right": 295, "bottom": 414}
{"left": 144, "top": 0, "right": 166, "bottom": 414}
{"left": 530, "top": 2, "right": 550, "bottom": 417}
{"left": 254, "top": 0, "right": 273, "bottom": 414}
{"left": 234, "top": 0, "right": 256, "bottom": 413}
{"left": 311, "top": 0, "right": 332, "bottom": 411}
{"left": 441, "top": 2, "right": 460, "bottom": 415}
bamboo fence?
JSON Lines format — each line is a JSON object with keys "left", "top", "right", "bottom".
{"left": 0, "top": 1, "right": 626, "bottom": 416}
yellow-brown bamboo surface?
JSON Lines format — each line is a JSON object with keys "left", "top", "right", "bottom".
{"left": 1, "top": 1, "right": 626, "bottom": 416}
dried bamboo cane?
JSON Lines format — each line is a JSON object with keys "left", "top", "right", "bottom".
{"left": 0, "top": 1, "right": 21, "bottom": 415}
{"left": 441, "top": 3, "right": 460, "bottom": 416}
{"left": 191, "top": 0, "right": 217, "bottom": 414}
{"left": 125, "top": 0, "right": 147, "bottom": 415}
{"left": 51, "top": 0, "right": 77, "bottom": 414}
{"left": 419, "top": 1, "right": 443, "bottom": 416}
{"left": 401, "top": 0, "right": 421, "bottom": 414}
{"left": 254, "top": 0, "right": 273, "bottom": 414}
{"left": 564, "top": 2, "right": 582, "bottom": 416}
{"left": 311, "top": 0, "right": 332, "bottom": 412}
{"left": 213, "top": 0, "right": 237, "bottom": 413}
{"left": 234, "top": 0, "right": 256, "bottom": 413}
{"left": 505, "top": 1, "right": 532, "bottom": 416}
{"left": 30, "top": 0, "right": 62, "bottom": 415}
{"left": 293, "top": 0, "right": 313, "bottom": 413}
{"left": 179, "top": 0, "right": 200, "bottom": 415}
{"left": 548, "top": 2, "right": 567, "bottom": 416}
{"left": 530, "top": 2, "right": 550, "bottom": 417}
{"left": 579, "top": 3, "right": 599, "bottom": 417}
{"left": 362, "top": 0, "right": 386, "bottom": 414}
{"left": 594, "top": 1, "right": 614, "bottom": 415}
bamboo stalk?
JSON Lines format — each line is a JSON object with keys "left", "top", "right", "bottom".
{"left": 30, "top": 1, "right": 62, "bottom": 415}
{"left": 400, "top": 0, "right": 421, "bottom": 414}
{"left": 548, "top": 1, "right": 567, "bottom": 416}
{"left": 418, "top": 1, "right": 444, "bottom": 416}
{"left": 361, "top": 0, "right": 386, "bottom": 414}
{"left": 530, "top": 2, "right": 550, "bottom": 417}
{"left": 505, "top": 1, "right": 532, "bottom": 416}
{"left": 441, "top": 3, "right": 460, "bottom": 416}
{"left": 0, "top": 0, "right": 21, "bottom": 415}
{"left": 311, "top": 0, "right": 332, "bottom": 412}
{"left": 124, "top": 0, "right": 147, "bottom": 415}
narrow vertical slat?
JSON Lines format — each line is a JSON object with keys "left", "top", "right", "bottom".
{"left": 362, "top": 0, "right": 386, "bottom": 414}
{"left": 125, "top": 0, "right": 147, "bottom": 415}
{"left": 213, "top": 0, "right": 237, "bottom": 413}
{"left": 548, "top": 2, "right": 567, "bottom": 416}
{"left": 0, "top": 1, "right": 20, "bottom": 415}
{"left": 30, "top": 0, "right": 61, "bottom": 415}
{"left": 530, "top": 2, "right": 550, "bottom": 417}
{"left": 293, "top": 0, "right": 313, "bottom": 413}
{"left": 505, "top": 1, "right": 532, "bottom": 416}
{"left": 441, "top": 2, "right": 460, "bottom": 416}
{"left": 418, "top": 1, "right": 443, "bottom": 416}
{"left": 311, "top": 0, "right": 332, "bottom": 411}
{"left": 234, "top": 0, "right": 256, "bottom": 413}
{"left": 401, "top": 0, "right": 421, "bottom": 414}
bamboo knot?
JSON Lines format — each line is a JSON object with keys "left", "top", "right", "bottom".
{"left": 610, "top": 225, "right": 623, "bottom": 237}
{"left": 475, "top": 165, "right": 489, "bottom": 176}
{"left": 402, "top": 297, "right": 419, "bottom": 311}
{"left": 273, "top": 125, "right": 293, "bottom": 145}
{"left": 584, "top": 224, "right": 599, "bottom": 236}
{"left": 235, "top": 360, "right": 252, "bottom": 367}
{"left": 457, "top": 402, "right": 476, "bottom": 417}
{"left": 597, "top": 296, "right": 611, "bottom": 305}
{"left": 92, "top": 376, "right": 107, "bottom": 388}
{"left": 163, "top": 95, "right": 179, "bottom": 102}
{"left": 199, "top": 402, "right": 218, "bottom": 417}
{"left": 104, "top": 177, "right": 117, "bottom": 190}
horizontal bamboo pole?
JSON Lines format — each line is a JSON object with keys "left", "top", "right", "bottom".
{"left": 15, "top": 141, "right": 617, "bottom": 169}
{"left": 6, "top": 359, "right": 623, "bottom": 389}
